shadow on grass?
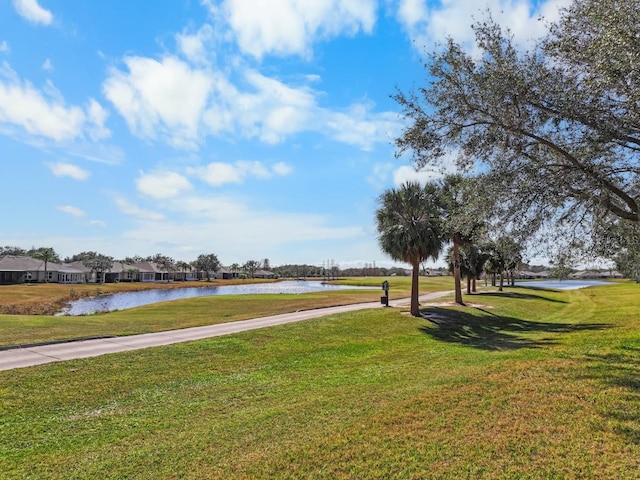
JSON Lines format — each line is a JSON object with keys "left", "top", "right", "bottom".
{"left": 583, "top": 347, "right": 640, "bottom": 444}
{"left": 419, "top": 306, "right": 610, "bottom": 351}
{"left": 471, "top": 291, "right": 568, "bottom": 303}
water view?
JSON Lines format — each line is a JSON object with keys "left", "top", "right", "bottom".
{"left": 58, "top": 281, "right": 375, "bottom": 316}
{"left": 515, "top": 279, "right": 613, "bottom": 290}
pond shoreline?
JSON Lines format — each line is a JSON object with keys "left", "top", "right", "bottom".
{"left": 57, "top": 280, "right": 374, "bottom": 316}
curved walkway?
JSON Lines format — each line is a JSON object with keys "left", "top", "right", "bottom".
{"left": 0, "top": 291, "right": 451, "bottom": 372}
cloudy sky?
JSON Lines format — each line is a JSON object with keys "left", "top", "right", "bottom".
{"left": 0, "top": 0, "right": 569, "bottom": 268}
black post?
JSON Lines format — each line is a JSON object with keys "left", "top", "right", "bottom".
{"left": 381, "top": 280, "right": 390, "bottom": 306}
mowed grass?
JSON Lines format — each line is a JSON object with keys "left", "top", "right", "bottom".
{"left": 0, "top": 276, "right": 451, "bottom": 347}
{"left": 1, "top": 281, "right": 639, "bottom": 478}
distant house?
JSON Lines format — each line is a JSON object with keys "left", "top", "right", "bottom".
{"left": 253, "top": 269, "right": 275, "bottom": 279}
{"left": 571, "top": 270, "right": 623, "bottom": 279}
{"left": 518, "top": 270, "right": 550, "bottom": 279}
{"left": 216, "top": 267, "right": 239, "bottom": 280}
{"left": 130, "top": 262, "right": 169, "bottom": 282}
{"left": 173, "top": 269, "right": 199, "bottom": 281}
{"left": 0, "top": 256, "right": 85, "bottom": 284}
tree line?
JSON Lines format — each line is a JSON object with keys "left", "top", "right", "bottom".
{"left": 380, "top": 0, "right": 640, "bottom": 315}
{"left": 0, "top": 247, "right": 418, "bottom": 283}
{"left": 0, "top": 248, "right": 276, "bottom": 283}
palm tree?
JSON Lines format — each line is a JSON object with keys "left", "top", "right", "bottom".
{"left": 230, "top": 263, "right": 240, "bottom": 279}
{"left": 376, "top": 182, "right": 445, "bottom": 317}
{"left": 29, "top": 247, "right": 59, "bottom": 283}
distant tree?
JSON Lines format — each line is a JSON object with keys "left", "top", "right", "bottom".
{"left": 0, "top": 246, "right": 26, "bottom": 256}
{"left": 81, "top": 252, "right": 114, "bottom": 284}
{"left": 66, "top": 251, "right": 100, "bottom": 263}
{"left": 230, "top": 263, "right": 240, "bottom": 279}
{"left": 243, "top": 260, "right": 261, "bottom": 279}
{"left": 483, "top": 245, "right": 507, "bottom": 292}
{"left": 195, "top": 254, "right": 220, "bottom": 281}
{"left": 376, "top": 182, "right": 445, "bottom": 317}
{"left": 606, "top": 221, "right": 640, "bottom": 282}
{"left": 550, "top": 252, "right": 574, "bottom": 281}
{"left": 446, "top": 244, "right": 488, "bottom": 295}
{"left": 175, "top": 261, "right": 192, "bottom": 280}
{"left": 28, "top": 247, "right": 60, "bottom": 283}
{"left": 147, "top": 254, "right": 176, "bottom": 281}
{"left": 495, "top": 237, "right": 525, "bottom": 287}
{"left": 262, "top": 258, "right": 271, "bottom": 270}
{"left": 122, "top": 255, "right": 145, "bottom": 264}
{"left": 440, "top": 175, "right": 487, "bottom": 304}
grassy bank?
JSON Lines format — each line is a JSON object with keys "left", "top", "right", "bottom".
{"left": 0, "top": 276, "right": 451, "bottom": 347}
{"left": 1, "top": 282, "right": 639, "bottom": 478}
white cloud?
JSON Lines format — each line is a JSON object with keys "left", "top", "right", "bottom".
{"left": 119, "top": 193, "right": 364, "bottom": 261}
{"left": 89, "top": 220, "right": 107, "bottom": 228}
{"left": 272, "top": 162, "right": 293, "bottom": 176}
{"left": 367, "top": 162, "right": 395, "bottom": 188}
{"left": 0, "top": 62, "right": 111, "bottom": 143}
{"left": 57, "top": 205, "right": 85, "bottom": 217}
{"left": 392, "top": 152, "right": 460, "bottom": 185}
{"left": 324, "top": 102, "right": 401, "bottom": 151}
{"left": 136, "top": 170, "right": 193, "bottom": 199}
{"left": 103, "top": 55, "right": 400, "bottom": 151}
{"left": 201, "top": 69, "right": 319, "bottom": 144}
{"left": 176, "top": 24, "right": 215, "bottom": 65}
{"left": 0, "top": 41, "right": 9, "bottom": 54}
{"left": 0, "top": 63, "right": 85, "bottom": 141}
{"left": 86, "top": 99, "right": 111, "bottom": 141}
{"left": 103, "top": 56, "right": 213, "bottom": 148}
{"left": 396, "top": 0, "right": 572, "bottom": 51}
{"left": 12, "top": 0, "right": 53, "bottom": 26}
{"left": 113, "top": 195, "right": 165, "bottom": 221}
{"left": 46, "top": 162, "right": 91, "bottom": 180}
{"left": 42, "top": 58, "right": 53, "bottom": 71}
{"left": 188, "top": 160, "right": 293, "bottom": 187}
{"left": 218, "top": 0, "right": 377, "bottom": 59}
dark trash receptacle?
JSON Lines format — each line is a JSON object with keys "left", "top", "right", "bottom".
{"left": 380, "top": 296, "right": 389, "bottom": 306}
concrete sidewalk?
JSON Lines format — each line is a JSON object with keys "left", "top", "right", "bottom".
{"left": 0, "top": 291, "right": 450, "bottom": 372}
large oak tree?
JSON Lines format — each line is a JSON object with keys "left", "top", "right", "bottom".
{"left": 394, "top": 0, "right": 639, "bottom": 248}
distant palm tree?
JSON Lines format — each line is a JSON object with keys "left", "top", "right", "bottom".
{"left": 230, "top": 263, "right": 240, "bottom": 279}
{"left": 376, "top": 182, "right": 445, "bottom": 317}
{"left": 29, "top": 247, "right": 59, "bottom": 283}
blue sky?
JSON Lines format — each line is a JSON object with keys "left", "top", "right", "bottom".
{"left": 0, "top": 0, "right": 569, "bottom": 268}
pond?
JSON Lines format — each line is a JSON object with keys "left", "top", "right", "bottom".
{"left": 57, "top": 281, "right": 376, "bottom": 316}
{"left": 515, "top": 279, "right": 613, "bottom": 290}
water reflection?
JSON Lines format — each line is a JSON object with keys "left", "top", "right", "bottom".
{"left": 515, "top": 280, "right": 612, "bottom": 290}
{"left": 58, "top": 281, "right": 374, "bottom": 316}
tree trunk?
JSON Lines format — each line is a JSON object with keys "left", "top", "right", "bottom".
{"left": 492, "top": 273, "right": 496, "bottom": 286}
{"left": 410, "top": 260, "right": 421, "bottom": 317}
{"left": 466, "top": 275, "right": 471, "bottom": 295}
{"left": 499, "top": 272, "right": 504, "bottom": 292}
{"left": 453, "top": 239, "right": 464, "bottom": 305}
{"left": 472, "top": 278, "right": 477, "bottom": 293}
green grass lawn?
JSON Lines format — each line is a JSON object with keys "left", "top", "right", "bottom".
{"left": 1, "top": 281, "right": 639, "bottom": 478}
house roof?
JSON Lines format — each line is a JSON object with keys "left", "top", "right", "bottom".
{"left": 254, "top": 269, "right": 274, "bottom": 276}
{"left": 131, "top": 261, "right": 166, "bottom": 273}
{"left": 0, "top": 256, "right": 84, "bottom": 274}
{"left": 0, "top": 255, "right": 44, "bottom": 271}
